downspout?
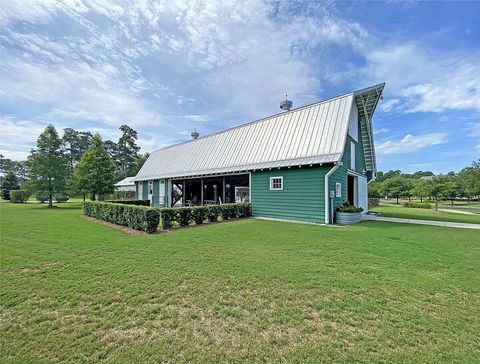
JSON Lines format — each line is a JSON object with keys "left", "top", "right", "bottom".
{"left": 325, "top": 162, "right": 341, "bottom": 224}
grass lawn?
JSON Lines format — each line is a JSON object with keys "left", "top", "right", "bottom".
{"left": 371, "top": 204, "right": 480, "bottom": 224}
{"left": 1, "top": 202, "right": 479, "bottom": 362}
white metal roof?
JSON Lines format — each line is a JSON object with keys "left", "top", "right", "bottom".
{"left": 114, "top": 176, "right": 136, "bottom": 187}
{"left": 134, "top": 84, "right": 384, "bottom": 181}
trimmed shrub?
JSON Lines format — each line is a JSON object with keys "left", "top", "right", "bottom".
{"left": 177, "top": 207, "right": 192, "bottom": 226}
{"left": 403, "top": 201, "right": 431, "bottom": 209}
{"left": 159, "top": 208, "right": 175, "bottom": 229}
{"left": 157, "top": 203, "right": 252, "bottom": 229}
{"left": 106, "top": 199, "right": 150, "bottom": 206}
{"left": 109, "top": 190, "right": 136, "bottom": 200}
{"left": 191, "top": 206, "right": 208, "bottom": 225}
{"left": 55, "top": 194, "right": 69, "bottom": 203}
{"left": 35, "top": 191, "right": 50, "bottom": 203}
{"left": 207, "top": 205, "right": 221, "bottom": 222}
{"left": 10, "top": 190, "right": 30, "bottom": 203}
{"left": 83, "top": 201, "right": 159, "bottom": 233}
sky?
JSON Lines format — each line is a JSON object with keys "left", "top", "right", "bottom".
{"left": 0, "top": 0, "right": 479, "bottom": 173}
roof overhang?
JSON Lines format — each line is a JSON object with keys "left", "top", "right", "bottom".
{"left": 353, "top": 83, "right": 385, "bottom": 177}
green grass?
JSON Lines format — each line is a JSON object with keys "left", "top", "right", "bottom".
{"left": 1, "top": 202, "right": 479, "bottom": 362}
{"left": 371, "top": 204, "right": 480, "bottom": 224}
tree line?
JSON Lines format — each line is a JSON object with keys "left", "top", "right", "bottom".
{"left": 368, "top": 160, "right": 480, "bottom": 209}
{"left": 1, "top": 124, "right": 149, "bottom": 206}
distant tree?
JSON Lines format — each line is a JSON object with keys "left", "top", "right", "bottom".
{"left": 117, "top": 125, "right": 140, "bottom": 178}
{"left": 1, "top": 171, "right": 20, "bottom": 200}
{"left": 368, "top": 181, "right": 383, "bottom": 198}
{"left": 381, "top": 176, "right": 411, "bottom": 204}
{"left": 428, "top": 178, "right": 448, "bottom": 211}
{"left": 0, "top": 155, "right": 28, "bottom": 180}
{"left": 129, "top": 152, "right": 149, "bottom": 176}
{"left": 410, "top": 170, "right": 434, "bottom": 179}
{"left": 410, "top": 179, "right": 432, "bottom": 202}
{"left": 458, "top": 160, "right": 480, "bottom": 202}
{"left": 62, "top": 128, "right": 93, "bottom": 174}
{"left": 74, "top": 134, "right": 116, "bottom": 200}
{"left": 27, "top": 125, "right": 69, "bottom": 207}
{"left": 376, "top": 170, "right": 402, "bottom": 182}
{"left": 440, "top": 175, "right": 462, "bottom": 205}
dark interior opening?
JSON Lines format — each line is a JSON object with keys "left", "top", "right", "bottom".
{"left": 347, "top": 174, "right": 355, "bottom": 205}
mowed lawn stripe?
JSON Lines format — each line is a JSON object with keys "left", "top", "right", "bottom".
{"left": 1, "top": 202, "right": 479, "bottom": 363}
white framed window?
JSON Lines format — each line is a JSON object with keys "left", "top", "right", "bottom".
{"left": 350, "top": 141, "right": 356, "bottom": 170}
{"left": 336, "top": 182, "right": 342, "bottom": 197}
{"left": 270, "top": 176, "right": 283, "bottom": 191}
{"left": 148, "top": 180, "right": 153, "bottom": 194}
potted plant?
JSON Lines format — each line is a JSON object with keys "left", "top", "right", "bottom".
{"left": 335, "top": 201, "right": 363, "bottom": 225}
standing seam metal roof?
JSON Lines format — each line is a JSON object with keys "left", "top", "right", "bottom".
{"left": 134, "top": 84, "right": 384, "bottom": 181}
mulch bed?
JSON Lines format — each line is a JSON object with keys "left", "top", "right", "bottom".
{"left": 80, "top": 214, "right": 249, "bottom": 235}
{"left": 79, "top": 215, "right": 162, "bottom": 235}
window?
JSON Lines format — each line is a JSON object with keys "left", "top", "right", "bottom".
{"left": 350, "top": 141, "right": 356, "bottom": 170}
{"left": 148, "top": 180, "right": 153, "bottom": 194}
{"left": 270, "top": 176, "right": 283, "bottom": 191}
{"left": 336, "top": 182, "right": 342, "bottom": 197}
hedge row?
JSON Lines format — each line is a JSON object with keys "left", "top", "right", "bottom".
{"left": 106, "top": 199, "right": 150, "bottom": 206}
{"left": 403, "top": 201, "right": 432, "bottom": 209}
{"left": 158, "top": 203, "right": 251, "bottom": 229}
{"left": 108, "top": 190, "right": 136, "bottom": 200}
{"left": 10, "top": 190, "right": 30, "bottom": 203}
{"left": 35, "top": 192, "right": 69, "bottom": 203}
{"left": 83, "top": 201, "right": 159, "bottom": 233}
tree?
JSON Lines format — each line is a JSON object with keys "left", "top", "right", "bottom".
{"left": 129, "top": 152, "right": 149, "bottom": 176}
{"left": 376, "top": 170, "right": 401, "bottom": 182}
{"left": 368, "top": 181, "right": 383, "bottom": 198}
{"left": 458, "top": 160, "right": 480, "bottom": 202}
{"left": 62, "top": 129, "right": 93, "bottom": 174}
{"left": 116, "top": 125, "right": 140, "bottom": 178}
{"left": 381, "top": 176, "right": 411, "bottom": 204}
{"left": 428, "top": 178, "right": 448, "bottom": 211}
{"left": 410, "top": 179, "right": 432, "bottom": 202}
{"left": 74, "top": 134, "right": 116, "bottom": 200}
{"left": 27, "top": 125, "right": 69, "bottom": 207}
{"left": 1, "top": 171, "right": 20, "bottom": 200}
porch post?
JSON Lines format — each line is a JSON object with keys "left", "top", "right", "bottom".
{"left": 222, "top": 176, "right": 226, "bottom": 204}
{"left": 200, "top": 177, "right": 204, "bottom": 206}
{"left": 183, "top": 179, "right": 186, "bottom": 207}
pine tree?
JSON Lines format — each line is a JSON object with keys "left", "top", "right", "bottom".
{"left": 27, "top": 125, "right": 69, "bottom": 207}
{"left": 117, "top": 125, "right": 140, "bottom": 178}
{"left": 74, "top": 134, "right": 116, "bottom": 200}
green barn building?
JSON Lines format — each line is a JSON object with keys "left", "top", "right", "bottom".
{"left": 133, "top": 83, "right": 384, "bottom": 224}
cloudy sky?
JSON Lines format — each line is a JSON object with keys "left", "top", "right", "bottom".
{"left": 1, "top": 0, "right": 479, "bottom": 173}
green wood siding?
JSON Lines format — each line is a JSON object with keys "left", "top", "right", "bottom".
{"left": 142, "top": 182, "right": 148, "bottom": 200}
{"left": 152, "top": 180, "right": 160, "bottom": 207}
{"left": 329, "top": 118, "right": 368, "bottom": 213}
{"left": 251, "top": 167, "right": 328, "bottom": 223}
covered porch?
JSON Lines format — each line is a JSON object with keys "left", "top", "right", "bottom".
{"left": 171, "top": 174, "right": 250, "bottom": 207}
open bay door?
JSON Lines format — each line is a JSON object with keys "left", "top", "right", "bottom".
{"left": 357, "top": 175, "right": 368, "bottom": 213}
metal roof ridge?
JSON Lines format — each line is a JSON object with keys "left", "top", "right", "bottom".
{"left": 148, "top": 92, "right": 360, "bottom": 155}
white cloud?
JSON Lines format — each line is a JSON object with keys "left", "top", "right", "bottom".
{"left": 362, "top": 43, "right": 480, "bottom": 113}
{"left": 376, "top": 133, "right": 448, "bottom": 154}
{"left": 374, "top": 128, "right": 389, "bottom": 135}
{"left": 463, "top": 122, "right": 480, "bottom": 137}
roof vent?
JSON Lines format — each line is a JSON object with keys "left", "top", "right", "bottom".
{"left": 191, "top": 129, "right": 199, "bottom": 140}
{"left": 280, "top": 94, "right": 293, "bottom": 111}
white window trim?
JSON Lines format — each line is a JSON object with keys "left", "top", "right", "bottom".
{"left": 335, "top": 182, "right": 342, "bottom": 198}
{"left": 270, "top": 176, "right": 283, "bottom": 191}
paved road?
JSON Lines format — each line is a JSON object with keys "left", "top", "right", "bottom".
{"left": 362, "top": 215, "right": 480, "bottom": 230}
{"left": 438, "top": 204, "right": 480, "bottom": 211}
